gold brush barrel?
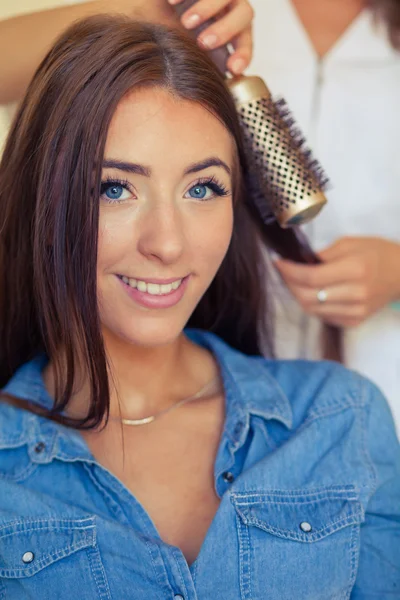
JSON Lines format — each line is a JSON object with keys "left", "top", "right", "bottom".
{"left": 173, "top": 0, "right": 328, "bottom": 228}
{"left": 229, "top": 76, "right": 327, "bottom": 228}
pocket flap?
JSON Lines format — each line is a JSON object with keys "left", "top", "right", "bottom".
{"left": 0, "top": 516, "right": 96, "bottom": 577}
{"left": 231, "top": 486, "right": 364, "bottom": 542}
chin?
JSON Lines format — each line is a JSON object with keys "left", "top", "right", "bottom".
{"left": 98, "top": 277, "right": 206, "bottom": 350}
{"left": 101, "top": 312, "right": 189, "bottom": 350}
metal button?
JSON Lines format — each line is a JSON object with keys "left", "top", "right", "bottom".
{"left": 300, "top": 521, "right": 312, "bottom": 533}
{"left": 34, "top": 442, "right": 46, "bottom": 454}
{"left": 22, "top": 551, "right": 34, "bottom": 564}
{"left": 222, "top": 471, "right": 235, "bottom": 484}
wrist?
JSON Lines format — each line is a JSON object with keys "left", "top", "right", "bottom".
{"left": 388, "top": 240, "right": 400, "bottom": 304}
{"left": 396, "top": 245, "right": 400, "bottom": 301}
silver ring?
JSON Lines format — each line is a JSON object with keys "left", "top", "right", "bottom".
{"left": 317, "top": 288, "right": 328, "bottom": 304}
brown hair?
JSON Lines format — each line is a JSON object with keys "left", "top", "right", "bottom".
{"left": 368, "top": 0, "right": 400, "bottom": 48}
{"left": 0, "top": 16, "right": 325, "bottom": 429}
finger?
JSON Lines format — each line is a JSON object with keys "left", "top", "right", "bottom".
{"left": 291, "top": 283, "right": 367, "bottom": 309}
{"left": 286, "top": 290, "right": 369, "bottom": 324}
{"left": 312, "top": 303, "right": 369, "bottom": 324}
{"left": 177, "top": 0, "right": 232, "bottom": 30}
{"left": 318, "top": 238, "right": 355, "bottom": 262}
{"left": 281, "top": 280, "right": 369, "bottom": 327}
{"left": 281, "top": 278, "right": 370, "bottom": 321}
{"left": 275, "top": 256, "right": 365, "bottom": 289}
{"left": 226, "top": 26, "right": 253, "bottom": 74}
{"left": 196, "top": 2, "right": 254, "bottom": 50}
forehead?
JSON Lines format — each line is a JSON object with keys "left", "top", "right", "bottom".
{"left": 104, "top": 87, "right": 234, "bottom": 165}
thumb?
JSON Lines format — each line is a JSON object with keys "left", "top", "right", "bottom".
{"left": 318, "top": 238, "right": 349, "bottom": 262}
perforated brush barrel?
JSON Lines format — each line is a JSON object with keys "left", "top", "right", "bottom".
{"left": 229, "top": 76, "right": 327, "bottom": 228}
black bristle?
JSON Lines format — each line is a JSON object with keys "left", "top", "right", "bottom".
{"left": 273, "top": 97, "right": 330, "bottom": 190}
{"left": 244, "top": 172, "right": 276, "bottom": 225}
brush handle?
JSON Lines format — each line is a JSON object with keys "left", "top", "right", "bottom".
{"left": 172, "top": 0, "right": 230, "bottom": 75}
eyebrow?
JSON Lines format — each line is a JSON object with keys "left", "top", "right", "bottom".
{"left": 102, "top": 160, "right": 150, "bottom": 176}
{"left": 184, "top": 158, "right": 231, "bottom": 176}
{"left": 102, "top": 156, "right": 231, "bottom": 177}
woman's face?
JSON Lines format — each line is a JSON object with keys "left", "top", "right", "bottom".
{"left": 97, "top": 87, "right": 234, "bottom": 348}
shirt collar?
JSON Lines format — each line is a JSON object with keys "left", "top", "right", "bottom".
{"left": 0, "top": 356, "right": 93, "bottom": 463}
{"left": 0, "top": 330, "right": 293, "bottom": 460}
{"left": 187, "top": 330, "right": 293, "bottom": 443}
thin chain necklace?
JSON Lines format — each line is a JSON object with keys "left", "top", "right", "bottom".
{"left": 113, "top": 376, "right": 220, "bottom": 426}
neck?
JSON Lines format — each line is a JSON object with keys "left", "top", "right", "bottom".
{"left": 291, "top": 0, "right": 365, "bottom": 57}
{"left": 104, "top": 329, "right": 191, "bottom": 417}
{"left": 292, "top": 0, "right": 364, "bottom": 9}
{"left": 44, "top": 330, "right": 219, "bottom": 424}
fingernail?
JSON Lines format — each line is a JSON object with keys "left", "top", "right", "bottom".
{"left": 199, "top": 33, "right": 218, "bottom": 49}
{"left": 231, "top": 58, "right": 246, "bottom": 74}
{"left": 167, "top": 0, "right": 180, "bottom": 5}
{"left": 183, "top": 13, "right": 201, "bottom": 29}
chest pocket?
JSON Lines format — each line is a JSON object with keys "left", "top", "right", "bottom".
{"left": 0, "top": 516, "right": 111, "bottom": 600}
{"left": 231, "top": 486, "right": 364, "bottom": 600}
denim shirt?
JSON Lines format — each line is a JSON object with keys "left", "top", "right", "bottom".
{"left": 0, "top": 330, "right": 399, "bottom": 600}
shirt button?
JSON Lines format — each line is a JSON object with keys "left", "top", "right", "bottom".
{"left": 300, "top": 521, "right": 312, "bottom": 533}
{"left": 34, "top": 442, "right": 46, "bottom": 454}
{"left": 233, "top": 421, "right": 244, "bottom": 437}
{"left": 22, "top": 551, "right": 35, "bottom": 563}
{"left": 222, "top": 471, "right": 235, "bottom": 483}
{"left": 174, "top": 595, "right": 185, "bottom": 600}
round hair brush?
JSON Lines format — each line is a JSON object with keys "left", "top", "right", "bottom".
{"left": 174, "top": 0, "right": 329, "bottom": 229}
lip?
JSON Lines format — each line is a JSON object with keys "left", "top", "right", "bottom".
{"left": 117, "top": 274, "right": 190, "bottom": 309}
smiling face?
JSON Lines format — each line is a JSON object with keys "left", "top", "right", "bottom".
{"left": 97, "top": 87, "right": 235, "bottom": 348}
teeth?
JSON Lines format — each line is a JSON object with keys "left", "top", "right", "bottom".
{"left": 121, "top": 276, "right": 182, "bottom": 295}
{"left": 147, "top": 283, "right": 161, "bottom": 295}
{"left": 160, "top": 284, "right": 172, "bottom": 294}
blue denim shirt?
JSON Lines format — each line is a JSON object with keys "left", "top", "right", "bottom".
{"left": 0, "top": 330, "right": 399, "bottom": 600}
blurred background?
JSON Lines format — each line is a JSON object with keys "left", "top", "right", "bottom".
{"left": 0, "top": 0, "right": 90, "bottom": 150}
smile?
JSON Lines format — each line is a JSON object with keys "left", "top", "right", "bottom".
{"left": 117, "top": 274, "right": 189, "bottom": 309}
{"left": 118, "top": 276, "right": 183, "bottom": 296}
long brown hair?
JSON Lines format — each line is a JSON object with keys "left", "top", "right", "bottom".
{"left": 368, "top": 0, "right": 400, "bottom": 48}
{"left": 0, "top": 16, "right": 323, "bottom": 429}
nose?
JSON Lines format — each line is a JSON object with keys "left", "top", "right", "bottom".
{"left": 137, "top": 201, "right": 185, "bottom": 265}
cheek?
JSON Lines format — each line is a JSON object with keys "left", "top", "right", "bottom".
{"left": 97, "top": 214, "right": 133, "bottom": 270}
{"left": 97, "top": 224, "right": 115, "bottom": 271}
{"left": 191, "top": 203, "right": 234, "bottom": 271}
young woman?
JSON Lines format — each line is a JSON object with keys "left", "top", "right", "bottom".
{"left": 0, "top": 16, "right": 398, "bottom": 600}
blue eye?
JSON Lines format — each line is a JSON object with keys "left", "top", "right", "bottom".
{"left": 100, "top": 179, "right": 133, "bottom": 203}
{"left": 105, "top": 184, "right": 123, "bottom": 200}
{"left": 189, "top": 184, "right": 208, "bottom": 199}
{"left": 186, "top": 177, "right": 230, "bottom": 201}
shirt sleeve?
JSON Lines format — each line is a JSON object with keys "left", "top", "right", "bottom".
{"left": 351, "top": 381, "right": 400, "bottom": 598}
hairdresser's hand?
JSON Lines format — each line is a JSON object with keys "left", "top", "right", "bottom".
{"left": 275, "top": 237, "right": 400, "bottom": 328}
{"left": 168, "top": 0, "right": 254, "bottom": 75}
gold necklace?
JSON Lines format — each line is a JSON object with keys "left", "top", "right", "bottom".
{"left": 115, "top": 376, "right": 220, "bottom": 426}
